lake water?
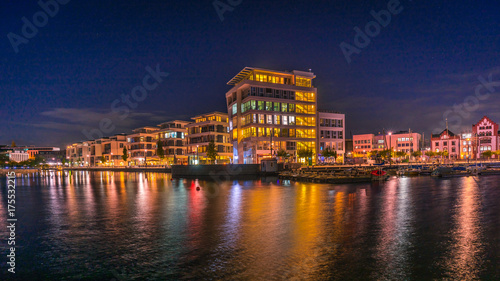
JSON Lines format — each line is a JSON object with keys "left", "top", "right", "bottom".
{"left": 1, "top": 171, "right": 500, "bottom": 280}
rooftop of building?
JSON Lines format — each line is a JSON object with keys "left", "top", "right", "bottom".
{"left": 190, "top": 111, "right": 228, "bottom": 120}
{"left": 431, "top": 129, "right": 457, "bottom": 139}
{"left": 227, "top": 67, "right": 316, "bottom": 85}
{"left": 158, "top": 120, "right": 191, "bottom": 126}
{"left": 318, "top": 109, "right": 344, "bottom": 114}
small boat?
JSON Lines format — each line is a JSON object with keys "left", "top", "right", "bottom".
{"left": 371, "top": 169, "right": 390, "bottom": 181}
{"left": 432, "top": 167, "right": 471, "bottom": 178}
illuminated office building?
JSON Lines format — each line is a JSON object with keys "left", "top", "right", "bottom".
{"left": 226, "top": 67, "right": 317, "bottom": 164}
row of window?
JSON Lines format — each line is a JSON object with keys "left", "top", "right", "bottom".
{"left": 398, "top": 143, "right": 413, "bottom": 147}
{"left": 242, "top": 87, "right": 315, "bottom": 101}
{"left": 238, "top": 100, "right": 315, "bottom": 115}
{"left": 236, "top": 128, "right": 316, "bottom": 139}
{"left": 195, "top": 116, "right": 228, "bottom": 123}
{"left": 237, "top": 114, "right": 316, "bottom": 127}
{"left": 478, "top": 126, "right": 493, "bottom": 130}
{"left": 435, "top": 141, "right": 457, "bottom": 146}
{"left": 354, "top": 140, "right": 370, "bottom": 144}
{"left": 246, "top": 87, "right": 296, "bottom": 100}
{"left": 436, "top": 148, "right": 457, "bottom": 153}
{"left": 163, "top": 132, "right": 185, "bottom": 139}
{"left": 128, "top": 136, "right": 157, "bottom": 143}
{"left": 250, "top": 74, "right": 289, "bottom": 85}
{"left": 319, "top": 142, "right": 344, "bottom": 151}
{"left": 320, "top": 130, "right": 344, "bottom": 139}
{"left": 355, "top": 145, "right": 371, "bottom": 149}
{"left": 319, "top": 118, "right": 344, "bottom": 128}
{"left": 480, "top": 146, "right": 493, "bottom": 151}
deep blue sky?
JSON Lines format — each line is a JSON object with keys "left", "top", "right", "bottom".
{"left": 1, "top": 0, "right": 499, "bottom": 147}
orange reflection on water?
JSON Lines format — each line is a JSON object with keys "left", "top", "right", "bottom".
{"left": 444, "top": 177, "right": 484, "bottom": 280}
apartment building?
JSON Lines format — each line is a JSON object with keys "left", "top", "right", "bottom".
{"left": 353, "top": 131, "right": 422, "bottom": 157}
{"left": 126, "top": 126, "right": 159, "bottom": 165}
{"left": 431, "top": 129, "right": 461, "bottom": 159}
{"left": 317, "top": 110, "right": 345, "bottom": 163}
{"left": 66, "top": 141, "right": 92, "bottom": 166}
{"left": 353, "top": 134, "right": 375, "bottom": 156}
{"left": 157, "top": 120, "right": 191, "bottom": 165}
{"left": 388, "top": 131, "right": 422, "bottom": 153}
{"left": 226, "top": 67, "right": 317, "bottom": 164}
{"left": 472, "top": 116, "right": 499, "bottom": 158}
{"left": 95, "top": 134, "right": 127, "bottom": 166}
{"left": 186, "top": 112, "right": 232, "bottom": 164}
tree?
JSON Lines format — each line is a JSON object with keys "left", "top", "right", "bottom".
{"left": 11, "top": 141, "right": 16, "bottom": 147}
{"left": 380, "top": 149, "right": 393, "bottom": 162}
{"left": 494, "top": 151, "right": 500, "bottom": 161}
{"left": 206, "top": 140, "right": 218, "bottom": 164}
{"left": 0, "top": 153, "right": 9, "bottom": 163}
{"left": 77, "top": 157, "right": 81, "bottom": 166}
{"left": 482, "top": 151, "right": 493, "bottom": 159}
{"left": 156, "top": 140, "right": 165, "bottom": 162}
{"left": 322, "top": 147, "right": 337, "bottom": 163}
{"left": 276, "top": 149, "right": 290, "bottom": 162}
{"left": 395, "top": 151, "right": 407, "bottom": 158}
{"left": 100, "top": 156, "right": 106, "bottom": 165}
{"left": 122, "top": 147, "right": 129, "bottom": 163}
{"left": 297, "top": 149, "right": 314, "bottom": 164}
{"left": 425, "top": 151, "right": 435, "bottom": 158}
{"left": 411, "top": 150, "right": 422, "bottom": 160}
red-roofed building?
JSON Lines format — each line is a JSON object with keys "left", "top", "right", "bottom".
{"left": 472, "top": 116, "right": 499, "bottom": 158}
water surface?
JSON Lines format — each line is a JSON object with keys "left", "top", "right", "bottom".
{"left": 1, "top": 171, "right": 499, "bottom": 280}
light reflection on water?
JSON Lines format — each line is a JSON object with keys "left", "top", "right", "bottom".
{"left": 0, "top": 172, "right": 499, "bottom": 280}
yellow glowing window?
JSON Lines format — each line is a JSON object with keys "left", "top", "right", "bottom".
{"left": 296, "top": 78, "right": 312, "bottom": 87}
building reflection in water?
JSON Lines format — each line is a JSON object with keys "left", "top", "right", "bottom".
{"left": 1, "top": 172, "right": 499, "bottom": 280}
{"left": 443, "top": 177, "right": 484, "bottom": 280}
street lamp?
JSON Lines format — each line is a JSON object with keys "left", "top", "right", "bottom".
{"left": 86, "top": 155, "right": 89, "bottom": 167}
{"left": 111, "top": 152, "right": 114, "bottom": 167}
{"left": 144, "top": 149, "right": 147, "bottom": 167}
{"left": 196, "top": 145, "right": 199, "bottom": 165}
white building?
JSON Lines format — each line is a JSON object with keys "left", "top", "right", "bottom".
{"left": 9, "top": 150, "right": 29, "bottom": 162}
{"left": 317, "top": 110, "right": 345, "bottom": 163}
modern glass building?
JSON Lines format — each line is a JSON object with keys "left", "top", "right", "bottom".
{"left": 225, "top": 67, "right": 317, "bottom": 164}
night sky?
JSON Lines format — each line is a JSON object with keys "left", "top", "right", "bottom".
{"left": 1, "top": 0, "right": 499, "bottom": 147}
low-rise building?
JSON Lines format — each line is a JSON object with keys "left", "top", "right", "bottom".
{"left": 388, "top": 131, "right": 422, "bottom": 154}
{"left": 126, "top": 127, "right": 159, "bottom": 165}
{"left": 473, "top": 116, "right": 499, "bottom": 158}
{"left": 317, "top": 110, "right": 345, "bottom": 163}
{"left": 353, "top": 130, "right": 422, "bottom": 158}
{"left": 99, "top": 134, "right": 127, "bottom": 166}
{"left": 186, "top": 112, "right": 232, "bottom": 164}
{"left": 431, "top": 129, "right": 461, "bottom": 159}
{"left": 157, "top": 120, "right": 191, "bottom": 165}
{"left": 9, "top": 150, "right": 29, "bottom": 162}
{"left": 353, "top": 134, "right": 375, "bottom": 156}
{"left": 66, "top": 142, "right": 92, "bottom": 166}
